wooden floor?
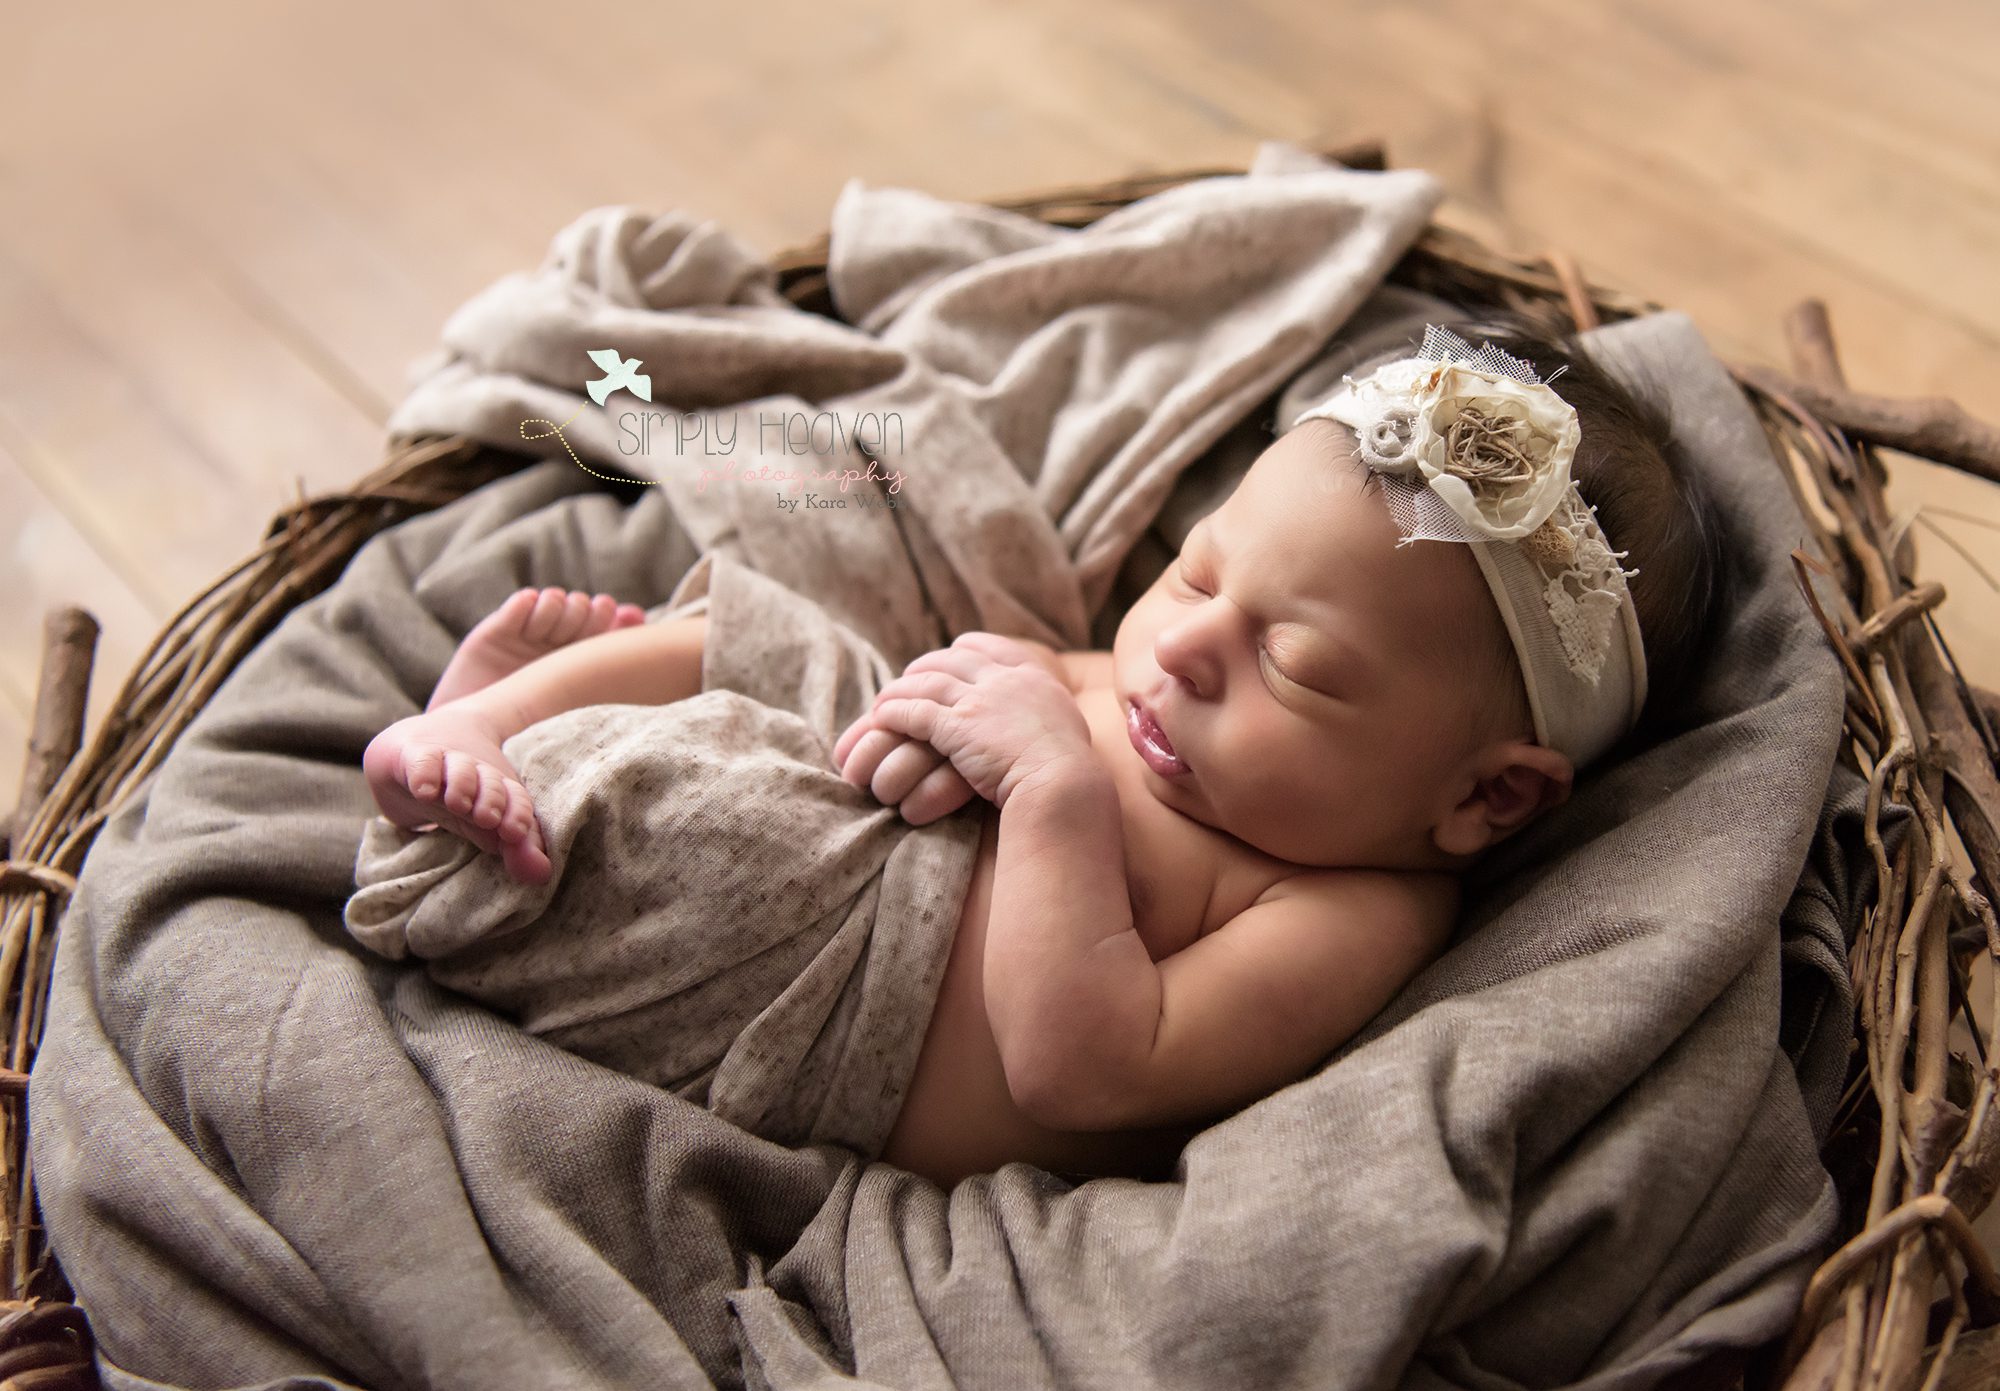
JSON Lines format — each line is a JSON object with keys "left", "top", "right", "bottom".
{"left": 4, "top": 0, "right": 1997, "bottom": 800}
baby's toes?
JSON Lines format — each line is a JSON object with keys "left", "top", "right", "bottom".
{"left": 546, "top": 590, "right": 592, "bottom": 644}
{"left": 469, "top": 764, "right": 509, "bottom": 830}
{"left": 522, "top": 587, "right": 570, "bottom": 644}
{"left": 442, "top": 751, "right": 485, "bottom": 816}
{"left": 572, "top": 592, "right": 619, "bottom": 640}
{"left": 402, "top": 744, "right": 447, "bottom": 803}
{"left": 502, "top": 826, "right": 552, "bottom": 888}
{"left": 494, "top": 778, "right": 537, "bottom": 843}
{"left": 487, "top": 587, "right": 539, "bottom": 633}
{"left": 612, "top": 602, "right": 647, "bottom": 628}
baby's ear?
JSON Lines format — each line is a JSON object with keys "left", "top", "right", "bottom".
{"left": 1432, "top": 741, "right": 1574, "bottom": 857}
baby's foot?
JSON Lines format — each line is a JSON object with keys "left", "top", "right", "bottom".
{"left": 429, "top": 587, "right": 647, "bottom": 710}
{"left": 363, "top": 704, "right": 553, "bottom": 886}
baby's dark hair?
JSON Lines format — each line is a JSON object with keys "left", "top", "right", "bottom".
{"left": 1347, "top": 311, "right": 1733, "bottom": 751}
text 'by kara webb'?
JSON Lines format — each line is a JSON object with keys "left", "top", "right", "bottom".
{"left": 618, "top": 409, "right": 906, "bottom": 458}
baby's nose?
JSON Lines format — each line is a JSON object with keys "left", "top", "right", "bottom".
{"left": 1154, "top": 622, "right": 1221, "bottom": 699}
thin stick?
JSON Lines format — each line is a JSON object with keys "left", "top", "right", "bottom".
{"left": 6, "top": 610, "right": 98, "bottom": 852}
{"left": 1732, "top": 364, "right": 2000, "bottom": 487}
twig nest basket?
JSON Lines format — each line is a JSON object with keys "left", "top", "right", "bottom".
{"left": 3, "top": 139, "right": 1998, "bottom": 1391}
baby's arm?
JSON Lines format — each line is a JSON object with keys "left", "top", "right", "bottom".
{"left": 364, "top": 614, "right": 707, "bottom": 886}
{"left": 994, "top": 800, "right": 1457, "bottom": 1132}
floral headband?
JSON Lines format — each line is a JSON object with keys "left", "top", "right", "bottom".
{"left": 1293, "top": 324, "right": 1648, "bottom": 769}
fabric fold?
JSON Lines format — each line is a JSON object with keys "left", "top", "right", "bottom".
{"left": 345, "top": 551, "right": 981, "bottom": 1159}
{"left": 28, "top": 141, "right": 1868, "bottom": 1391}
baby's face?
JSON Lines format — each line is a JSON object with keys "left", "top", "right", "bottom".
{"left": 1111, "top": 420, "right": 1512, "bottom": 870}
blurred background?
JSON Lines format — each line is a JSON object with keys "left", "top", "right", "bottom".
{"left": 2, "top": 0, "right": 1995, "bottom": 796}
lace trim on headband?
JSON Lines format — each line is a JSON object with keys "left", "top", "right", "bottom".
{"left": 1537, "top": 489, "right": 1636, "bottom": 687}
{"left": 1376, "top": 471, "right": 1635, "bottom": 686}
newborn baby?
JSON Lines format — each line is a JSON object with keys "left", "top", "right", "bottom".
{"left": 361, "top": 317, "right": 1724, "bottom": 1187}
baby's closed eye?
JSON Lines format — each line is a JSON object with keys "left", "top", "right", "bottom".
{"left": 1259, "top": 630, "right": 1314, "bottom": 685}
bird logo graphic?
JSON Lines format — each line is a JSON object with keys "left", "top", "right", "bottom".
{"left": 584, "top": 348, "right": 652, "bottom": 405}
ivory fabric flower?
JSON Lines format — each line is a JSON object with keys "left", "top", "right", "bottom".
{"left": 1322, "top": 358, "right": 1435, "bottom": 476}
{"left": 1405, "top": 361, "right": 1582, "bottom": 541}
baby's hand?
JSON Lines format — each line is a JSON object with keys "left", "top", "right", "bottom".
{"left": 861, "top": 632, "right": 1092, "bottom": 809}
{"left": 833, "top": 714, "right": 979, "bottom": 826}
{"left": 363, "top": 705, "right": 552, "bottom": 887}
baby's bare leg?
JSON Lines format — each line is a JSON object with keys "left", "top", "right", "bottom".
{"left": 367, "top": 610, "right": 708, "bottom": 888}
{"left": 396, "top": 587, "right": 643, "bottom": 843}
{"left": 430, "top": 587, "right": 647, "bottom": 710}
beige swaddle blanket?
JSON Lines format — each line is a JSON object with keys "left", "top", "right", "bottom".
{"left": 345, "top": 554, "right": 981, "bottom": 1158}
{"left": 31, "top": 139, "right": 1865, "bottom": 1391}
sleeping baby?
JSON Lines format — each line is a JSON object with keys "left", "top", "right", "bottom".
{"left": 358, "top": 316, "right": 1725, "bottom": 1187}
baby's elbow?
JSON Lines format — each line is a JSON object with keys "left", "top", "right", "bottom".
{"left": 1008, "top": 1059, "right": 1093, "bottom": 1132}
{"left": 1011, "top": 1056, "right": 1142, "bottom": 1133}
{"left": 1007, "top": 1061, "right": 1063, "bottom": 1129}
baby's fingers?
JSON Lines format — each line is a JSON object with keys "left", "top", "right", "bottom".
{"left": 868, "top": 738, "right": 946, "bottom": 807}
{"left": 839, "top": 726, "right": 905, "bottom": 791}
{"left": 833, "top": 711, "right": 878, "bottom": 769}
{"left": 950, "top": 631, "right": 1039, "bottom": 667}
{"left": 898, "top": 762, "right": 978, "bottom": 825}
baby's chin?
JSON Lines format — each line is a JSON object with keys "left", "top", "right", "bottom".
{"left": 1150, "top": 762, "right": 1426, "bottom": 869}
{"left": 1126, "top": 740, "right": 1201, "bottom": 809}
{"left": 1135, "top": 767, "right": 1259, "bottom": 846}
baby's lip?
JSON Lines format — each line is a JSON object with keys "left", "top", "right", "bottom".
{"left": 1127, "top": 696, "right": 1192, "bottom": 778}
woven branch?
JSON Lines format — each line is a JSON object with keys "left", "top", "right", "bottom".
{"left": 1735, "top": 366, "right": 2000, "bottom": 489}
{"left": 1745, "top": 303, "right": 2000, "bottom": 1391}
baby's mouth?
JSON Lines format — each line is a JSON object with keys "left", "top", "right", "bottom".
{"left": 1126, "top": 699, "right": 1191, "bottom": 778}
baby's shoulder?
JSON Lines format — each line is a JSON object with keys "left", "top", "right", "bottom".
{"left": 1056, "top": 649, "right": 1117, "bottom": 694}
{"left": 1249, "top": 864, "right": 1461, "bottom": 960}
{"left": 1129, "top": 863, "right": 1461, "bottom": 1117}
